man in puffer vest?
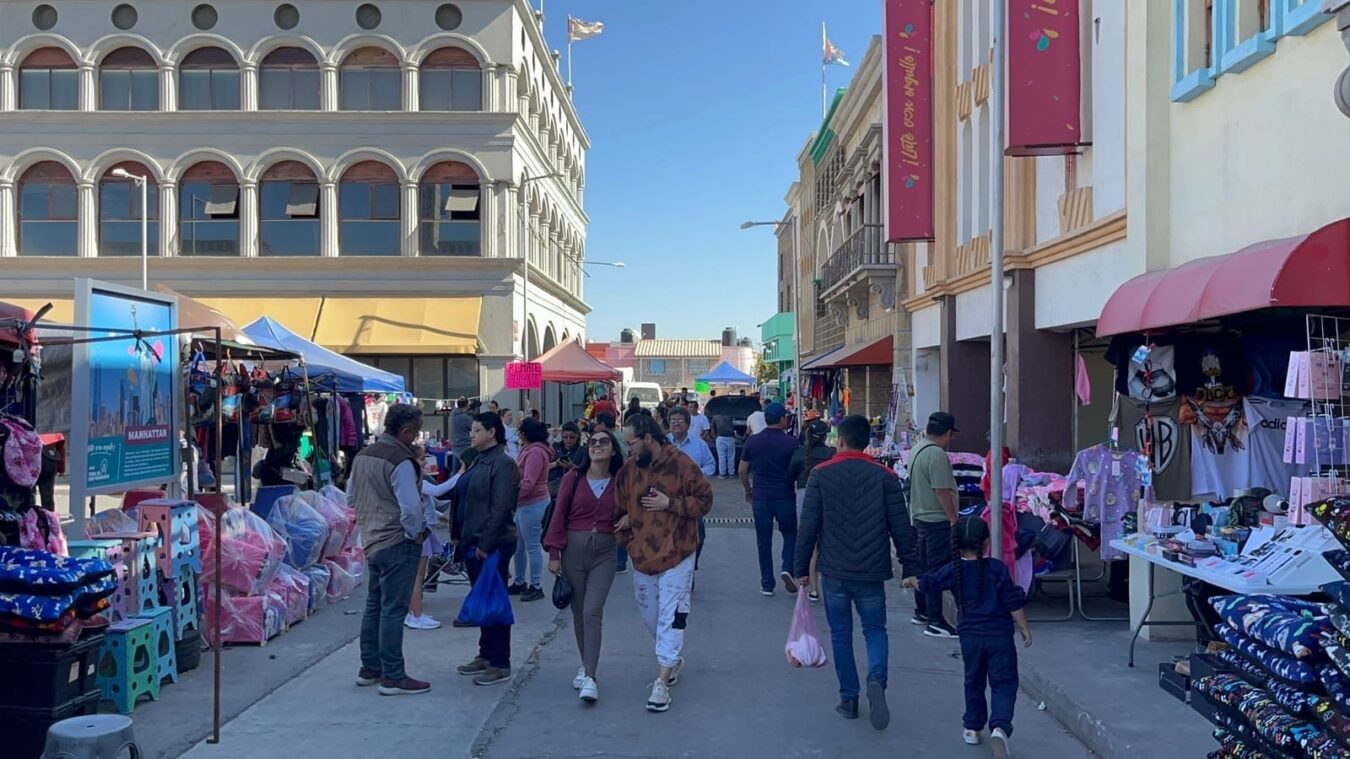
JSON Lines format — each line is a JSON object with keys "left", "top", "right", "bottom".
{"left": 349, "top": 403, "right": 432, "bottom": 696}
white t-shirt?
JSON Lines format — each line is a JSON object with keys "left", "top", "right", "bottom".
{"left": 1244, "top": 397, "right": 1311, "bottom": 492}
{"left": 689, "top": 413, "right": 711, "bottom": 440}
{"left": 747, "top": 411, "right": 767, "bottom": 436}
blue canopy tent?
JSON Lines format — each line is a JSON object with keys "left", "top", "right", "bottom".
{"left": 242, "top": 316, "right": 406, "bottom": 394}
{"left": 695, "top": 361, "right": 756, "bottom": 386}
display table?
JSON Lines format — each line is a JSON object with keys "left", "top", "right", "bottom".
{"left": 1112, "top": 536, "right": 1340, "bottom": 667}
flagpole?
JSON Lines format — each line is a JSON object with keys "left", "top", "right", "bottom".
{"left": 821, "top": 21, "right": 828, "bottom": 119}
{"left": 567, "top": 18, "right": 573, "bottom": 87}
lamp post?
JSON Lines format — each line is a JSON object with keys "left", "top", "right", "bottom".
{"left": 741, "top": 219, "right": 801, "bottom": 404}
{"left": 516, "top": 170, "right": 566, "bottom": 412}
{"left": 112, "top": 168, "right": 149, "bottom": 290}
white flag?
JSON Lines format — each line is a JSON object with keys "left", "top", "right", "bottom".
{"left": 569, "top": 17, "right": 604, "bottom": 42}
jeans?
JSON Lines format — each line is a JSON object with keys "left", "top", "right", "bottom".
{"left": 562, "top": 531, "right": 618, "bottom": 678}
{"left": 359, "top": 540, "right": 421, "bottom": 680}
{"left": 716, "top": 436, "right": 736, "bottom": 476}
{"left": 616, "top": 544, "right": 629, "bottom": 571}
{"left": 752, "top": 499, "right": 797, "bottom": 592}
{"left": 961, "top": 634, "right": 1019, "bottom": 736}
{"left": 913, "top": 520, "right": 954, "bottom": 626}
{"left": 514, "top": 497, "right": 549, "bottom": 587}
{"left": 633, "top": 552, "right": 695, "bottom": 668}
{"left": 466, "top": 541, "right": 517, "bottom": 669}
{"left": 821, "top": 575, "right": 888, "bottom": 701}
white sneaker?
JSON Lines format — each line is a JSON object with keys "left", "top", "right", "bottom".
{"left": 991, "top": 728, "right": 1011, "bottom": 758}
{"left": 417, "top": 614, "right": 442, "bottom": 630}
{"left": 572, "top": 666, "right": 586, "bottom": 690}
{"left": 404, "top": 614, "right": 440, "bottom": 630}
{"left": 666, "top": 657, "right": 685, "bottom": 686}
{"left": 578, "top": 676, "right": 598, "bottom": 703}
{"left": 646, "top": 679, "right": 671, "bottom": 712}
{"left": 963, "top": 729, "right": 981, "bottom": 745}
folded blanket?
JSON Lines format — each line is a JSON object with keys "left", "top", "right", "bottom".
{"left": 0, "top": 546, "right": 115, "bottom": 594}
{"left": 1211, "top": 594, "right": 1332, "bottom": 660}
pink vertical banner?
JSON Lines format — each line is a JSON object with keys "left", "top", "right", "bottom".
{"left": 883, "top": 0, "right": 935, "bottom": 242}
{"left": 1007, "top": 0, "right": 1086, "bottom": 155}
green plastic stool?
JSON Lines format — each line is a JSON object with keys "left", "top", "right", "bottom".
{"left": 97, "top": 619, "right": 160, "bottom": 714}
{"left": 131, "top": 606, "right": 178, "bottom": 685}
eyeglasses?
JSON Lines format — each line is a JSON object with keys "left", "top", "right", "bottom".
{"left": 588, "top": 438, "right": 612, "bottom": 448}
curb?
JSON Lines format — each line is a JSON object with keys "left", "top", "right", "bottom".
{"left": 466, "top": 608, "right": 569, "bottom": 759}
{"left": 1018, "top": 659, "right": 1124, "bottom": 759}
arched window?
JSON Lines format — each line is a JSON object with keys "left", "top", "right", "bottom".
{"left": 99, "top": 47, "right": 159, "bottom": 111}
{"left": 179, "top": 47, "right": 240, "bottom": 110}
{"left": 339, "top": 161, "right": 400, "bottom": 255}
{"left": 17, "top": 161, "right": 78, "bottom": 255}
{"left": 340, "top": 47, "right": 400, "bottom": 111}
{"left": 259, "top": 47, "right": 320, "bottom": 110}
{"left": 259, "top": 161, "right": 320, "bottom": 256}
{"left": 99, "top": 161, "right": 159, "bottom": 256}
{"left": 418, "top": 47, "right": 480, "bottom": 111}
{"left": 418, "top": 161, "right": 480, "bottom": 256}
{"left": 19, "top": 47, "right": 78, "bottom": 110}
{"left": 179, "top": 161, "right": 239, "bottom": 256}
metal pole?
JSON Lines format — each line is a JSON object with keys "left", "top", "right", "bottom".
{"left": 989, "top": 0, "right": 1007, "bottom": 557}
{"left": 519, "top": 171, "right": 530, "bottom": 410}
{"left": 567, "top": 39, "right": 573, "bottom": 87}
{"left": 140, "top": 179, "right": 148, "bottom": 290}
{"left": 821, "top": 22, "right": 828, "bottom": 119}
{"left": 791, "top": 215, "right": 801, "bottom": 422}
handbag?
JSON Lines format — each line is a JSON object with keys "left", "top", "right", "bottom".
{"left": 551, "top": 571, "right": 573, "bottom": 610}
{"left": 455, "top": 552, "right": 515, "bottom": 627}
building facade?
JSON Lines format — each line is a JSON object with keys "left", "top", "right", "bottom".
{"left": 0, "top": 0, "right": 588, "bottom": 416}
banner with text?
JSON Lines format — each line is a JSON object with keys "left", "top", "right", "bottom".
{"left": 883, "top": 0, "right": 935, "bottom": 242}
{"left": 506, "top": 361, "right": 543, "bottom": 390}
{"left": 1007, "top": 0, "right": 1086, "bottom": 155}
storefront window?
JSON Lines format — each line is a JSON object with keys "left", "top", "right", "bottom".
{"left": 363, "top": 355, "right": 480, "bottom": 437}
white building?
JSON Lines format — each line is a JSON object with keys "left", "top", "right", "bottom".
{"left": 0, "top": 0, "right": 589, "bottom": 431}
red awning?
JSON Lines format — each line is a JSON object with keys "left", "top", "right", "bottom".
{"left": 536, "top": 339, "right": 622, "bottom": 384}
{"left": 827, "top": 335, "right": 894, "bottom": 368}
{"left": 800, "top": 345, "right": 848, "bottom": 371}
{"left": 1097, "top": 218, "right": 1350, "bottom": 337}
{"left": 0, "top": 301, "right": 38, "bottom": 349}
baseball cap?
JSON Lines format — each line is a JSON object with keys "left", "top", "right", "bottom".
{"left": 926, "top": 411, "right": 959, "bottom": 435}
{"left": 764, "top": 402, "right": 787, "bottom": 423}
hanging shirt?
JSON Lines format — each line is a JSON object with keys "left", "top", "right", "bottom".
{"left": 1243, "top": 397, "right": 1311, "bottom": 491}
{"left": 1106, "top": 336, "right": 1177, "bottom": 401}
{"left": 1175, "top": 334, "right": 1249, "bottom": 402}
{"left": 1062, "top": 443, "right": 1143, "bottom": 560}
{"left": 1117, "top": 396, "right": 1193, "bottom": 501}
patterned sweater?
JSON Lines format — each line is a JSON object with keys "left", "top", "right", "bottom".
{"left": 614, "top": 445, "right": 714, "bottom": 574}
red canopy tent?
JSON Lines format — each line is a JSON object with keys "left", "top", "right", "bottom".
{"left": 535, "top": 339, "right": 622, "bottom": 383}
{"left": 0, "top": 301, "right": 39, "bottom": 350}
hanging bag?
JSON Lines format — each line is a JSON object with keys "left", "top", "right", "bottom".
{"left": 784, "top": 587, "right": 828, "bottom": 668}
{"left": 551, "top": 570, "right": 573, "bottom": 610}
{"left": 456, "top": 552, "right": 515, "bottom": 627}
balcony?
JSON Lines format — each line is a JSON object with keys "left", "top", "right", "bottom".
{"left": 819, "top": 225, "right": 895, "bottom": 298}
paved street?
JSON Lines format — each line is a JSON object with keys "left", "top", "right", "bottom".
{"left": 182, "top": 479, "right": 1092, "bottom": 759}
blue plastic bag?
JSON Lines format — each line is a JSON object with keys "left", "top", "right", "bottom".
{"left": 455, "top": 552, "right": 515, "bottom": 627}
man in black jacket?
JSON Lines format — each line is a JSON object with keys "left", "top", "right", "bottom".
{"left": 795, "top": 415, "right": 918, "bottom": 731}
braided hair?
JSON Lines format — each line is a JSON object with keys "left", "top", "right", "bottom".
{"left": 951, "top": 517, "right": 991, "bottom": 612}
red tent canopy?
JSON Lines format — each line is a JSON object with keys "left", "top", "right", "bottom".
{"left": 0, "top": 301, "right": 38, "bottom": 349}
{"left": 1097, "top": 218, "right": 1350, "bottom": 337}
{"left": 536, "top": 339, "right": 622, "bottom": 383}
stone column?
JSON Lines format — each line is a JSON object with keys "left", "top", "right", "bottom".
{"left": 482, "top": 64, "right": 498, "bottom": 111}
{"left": 937, "top": 294, "right": 991, "bottom": 454}
{"left": 78, "top": 64, "right": 96, "bottom": 111}
{"left": 320, "top": 63, "right": 339, "bottom": 111}
{"left": 0, "top": 64, "right": 16, "bottom": 110}
{"left": 241, "top": 63, "right": 259, "bottom": 111}
{"left": 77, "top": 180, "right": 97, "bottom": 257}
{"left": 239, "top": 180, "right": 258, "bottom": 257}
{"left": 1005, "top": 269, "right": 1073, "bottom": 472}
{"left": 320, "top": 180, "right": 338, "bottom": 256}
{"left": 159, "top": 180, "right": 178, "bottom": 256}
{"left": 401, "top": 63, "right": 418, "bottom": 111}
{"left": 160, "top": 62, "right": 177, "bottom": 111}
{"left": 401, "top": 180, "right": 419, "bottom": 256}
{"left": 502, "top": 182, "right": 519, "bottom": 260}
{"left": 480, "top": 180, "right": 501, "bottom": 258}
{"left": 0, "top": 180, "right": 15, "bottom": 256}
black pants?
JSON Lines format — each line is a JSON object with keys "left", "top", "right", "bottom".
{"left": 913, "top": 520, "right": 954, "bottom": 626}
{"left": 465, "top": 541, "right": 517, "bottom": 669}
{"left": 961, "top": 634, "right": 1018, "bottom": 736}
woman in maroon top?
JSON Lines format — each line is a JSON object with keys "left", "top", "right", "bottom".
{"left": 544, "top": 430, "right": 623, "bottom": 703}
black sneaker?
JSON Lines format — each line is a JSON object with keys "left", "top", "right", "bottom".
{"left": 924, "top": 621, "right": 958, "bottom": 639}
{"left": 867, "top": 680, "right": 890, "bottom": 731}
{"left": 507, "top": 581, "right": 527, "bottom": 596}
{"left": 910, "top": 612, "right": 929, "bottom": 627}
{"left": 452, "top": 618, "right": 477, "bottom": 628}
{"left": 521, "top": 586, "right": 545, "bottom": 602}
{"left": 836, "top": 698, "right": 859, "bottom": 720}
{"left": 780, "top": 571, "right": 799, "bottom": 594}
{"left": 457, "top": 657, "right": 488, "bottom": 676}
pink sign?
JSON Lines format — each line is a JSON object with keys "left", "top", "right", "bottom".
{"left": 883, "top": 0, "right": 935, "bottom": 242}
{"left": 506, "top": 361, "right": 542, "bottom": 390}
{"left": 1007, "top": 0, "right": 1086, "bottom": 156}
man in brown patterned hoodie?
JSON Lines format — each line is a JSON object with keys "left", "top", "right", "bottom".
{"left": 615, "top": 413, "right": 714, "bottom": 713}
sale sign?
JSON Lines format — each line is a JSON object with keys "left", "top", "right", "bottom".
{"left": 883, "top": 0, "right": 935, "bottom": 242}
{"left": 506, "top": 361, "right": 543, "bottom": 390}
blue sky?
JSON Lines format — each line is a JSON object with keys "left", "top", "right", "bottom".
{"left": 542, "top": 1, "right": 878, "bottom": 344}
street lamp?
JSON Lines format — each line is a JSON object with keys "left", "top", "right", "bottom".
{"left": 112, "top": 168, "right": 149, "bottom": 290}
{"left": 581, "top": 259, "right": 624, "bottom": 277}
{"left": 517, "top": 171, "right": 567, "bottom": 360}
{"left": 740, "top": 219, "right": 801, "bottom": 403}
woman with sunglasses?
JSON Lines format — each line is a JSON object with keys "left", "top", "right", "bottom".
{"left": 543, "top": 430, "right": 624, "bottom": 703}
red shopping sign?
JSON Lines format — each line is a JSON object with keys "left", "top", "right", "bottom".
{"left": 506, "top": 361, "right": 542, "bottom": 390}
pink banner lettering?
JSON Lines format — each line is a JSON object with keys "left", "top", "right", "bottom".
{"left": 884, "top": 0, "right": 935, "bottom": 242}
{"left": 1007, "top": 0, "right": 1086, "bottom": 155}
{"left": 506, "top": 361, "right": 542, "bottom": 390}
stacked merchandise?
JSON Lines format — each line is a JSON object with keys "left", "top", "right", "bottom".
{"left": 0, "top": 546, "right": 114, "bottom": 758}
{"left": 199, "top": 505, "right": 287, "bottom": 645}
{"left": 267, "top": 488, "right": 363, "bottom": 609}
{"left": 137, "top": 500, "right": 204, "bottom": 673}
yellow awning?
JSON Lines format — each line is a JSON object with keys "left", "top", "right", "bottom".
{"left": 194, "top": 297, "right": 324, "bottom": 342}
{"left": 312, "top": 297, "right": 480, "bottom": 355}
{"left": 0, "top": 298, "right": 74, "bottom": 324}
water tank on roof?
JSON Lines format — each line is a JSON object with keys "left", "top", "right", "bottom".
{"left": 620, "top": 328, "right": 635, "bottom": 344}
{"left": 641, "top": 323, "right": 656, "bottom": 340}
{"left": 722, "top": 327, "right": 736, "bottom": 347}
{"left": 737, "top": 337, "right": 753, "bottom": 348}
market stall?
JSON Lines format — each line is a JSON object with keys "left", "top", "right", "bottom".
{"left": 532, "top": 338, "right": 620, "bottom": 426}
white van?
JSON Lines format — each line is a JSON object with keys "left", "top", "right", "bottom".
{"left": 624, "top": 382, "right": 665, "bottom": 411}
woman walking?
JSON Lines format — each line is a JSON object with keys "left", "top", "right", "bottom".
{"left": 456, "top": 412, "right": 521, "bottom": 686}
{"left": 787, "top": 419, "right": 836, "bottom": 601}
{"left": 511, "top": 418, "right": 553, "bottom": 602}
{"left": 543, "top": 430, "right": 623, "bottom": 703}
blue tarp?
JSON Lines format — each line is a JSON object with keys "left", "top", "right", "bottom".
{"left": 695, "top": 361, "right": 756, "bottom": 385}
{"left": 242, "top": 316, "right": 407, "bottom": 394}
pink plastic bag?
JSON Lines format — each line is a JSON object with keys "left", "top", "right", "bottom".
{"left": 785, "top": 588, "right": 828, "bottom": 668}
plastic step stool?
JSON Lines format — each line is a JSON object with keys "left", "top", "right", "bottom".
{"left": 42, "top": 712, "right": 142, "bottom": 759}
{"left": 158, "top": 571, "right": 200, "bottom": 641}
{"left": 131, "top": 607, "right": 177, "bottom": 685}
{"left": 137, "top": 499, "right": 201, "bottom": 579}
{"left": 96, "top": 619, "right": 159, "bottom": 715}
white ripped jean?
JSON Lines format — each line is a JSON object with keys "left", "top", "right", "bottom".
{"left": 632, "top": 552, "right": 695, "bottom": 669}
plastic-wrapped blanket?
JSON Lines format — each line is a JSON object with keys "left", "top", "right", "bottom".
{"left": 199, "top": 506, "right": 286, "bottom": 595}
{"left": 269, "top": 564, "right": 311, "bottom": 627}
{"left": 203, "top": 586, "right": 285, "bottom": 645}
{"left": 331, "top": 546, "right": 366, "bottom": 589}
{"left": 296, "top": 490, "right": 352, "bottom": 558}
{"left": 322, "top": 558, "right": 359, "bottom": 602}
{"left": 266, "top": 495, "right": 330, "bottom": 570}
{"left": 302, "top": 564, "right": 330, "bottom": 612}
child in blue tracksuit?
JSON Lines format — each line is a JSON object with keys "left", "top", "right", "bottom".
{"left": 904, "top": 517, "right": 1032, "bottom": 758}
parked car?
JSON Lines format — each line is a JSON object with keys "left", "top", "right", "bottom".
{"left": 624, "top": 382, "right": 665, "bottom": 411}
{"left": 702, "top": 394, "right": 763, "bottom": 469}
